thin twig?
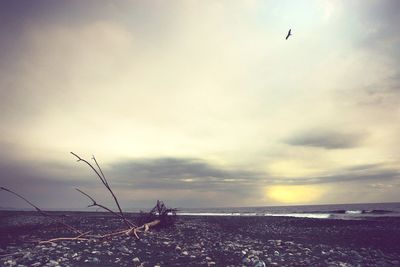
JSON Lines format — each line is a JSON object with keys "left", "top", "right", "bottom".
{"left": 92, "top": 155, "right": 108, "bottom": 186}
{"left": 70, "top": 152, "right": 106, "bottom": 185}
{"left": 0, "top": 187, "right": 82, "bottom": 234}
{"left": 39, "top": 230, "right": 91, "bottom": 244}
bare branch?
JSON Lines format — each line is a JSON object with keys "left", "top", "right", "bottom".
{"left": 2, "top": 153, "right": 177, "bottom": 245}
{"left": 75, "top": 188, "right": 136, "bottom": 228}
{"left": 70, "top": 152, "right": 129, "bottom": 228}
{"left": 0, "top": 187, "right": 82, "bottom": 234}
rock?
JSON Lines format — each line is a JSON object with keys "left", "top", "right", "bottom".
{"left": 274, "top": 251, "right": 280, "bottom": 256}
{"left": 31, "top": 262, "right": 41, "bottom": 267}
{"left": 253, "top": 260, "right": 266, "bottom": 267}
{"left": 242, "top": 257, "right": 251, "bottom": 265}
{"left": 338, "top": 262, "right": 352, "bottom": 267}
{"left": 47, "top": 260, "right": 59, "bottom": 266}
{"left": 304, "top": 248, "right": 312, "bottom": 254}
{"left": 132, "top": 257, "right": 140, "bottom": 263}
{"left": 207, "top": 262, "right": 216, "bottom": 266}
{"left": 118, "top": 246, "right": 130, "bottom": 253}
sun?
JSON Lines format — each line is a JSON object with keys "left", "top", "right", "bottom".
{"left": 265, "top": 185, "right": 325, "bottom": 204}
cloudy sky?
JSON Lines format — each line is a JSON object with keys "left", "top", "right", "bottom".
{"left": 1, "top": 0, "right": 399, "bottom": 210}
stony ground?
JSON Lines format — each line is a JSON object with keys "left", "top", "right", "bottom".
{"left": 1, "top": 211, "right": 400, "bottom": 266}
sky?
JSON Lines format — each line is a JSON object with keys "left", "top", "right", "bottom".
{"left": 1, "top": 0, "right": 400, "bottom": 210}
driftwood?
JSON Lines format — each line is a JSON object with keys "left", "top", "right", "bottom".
{"left": 1, "top": 152, "right": 177, "bottom": 244}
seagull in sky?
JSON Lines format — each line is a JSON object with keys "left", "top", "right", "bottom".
{"left": 285, "top": 29, "right": 292, "bottom": 40}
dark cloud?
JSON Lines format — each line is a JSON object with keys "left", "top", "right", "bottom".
{"left": 0, "top": 151, "right": 264, "bottom": 209}
{"left": 0, "top": 146, "right": 96, "bottom": 209}
{"left": 284, "top": 130, "right": 364, "bottom": 149}
{"left": 0, "top": 161, "right": 89, "bottom": 209}
{"left": 105, "top": 158, "right": 400, "bottom": 190}
{"left": 106, "top": 158, "right": 261, "bottom": 193}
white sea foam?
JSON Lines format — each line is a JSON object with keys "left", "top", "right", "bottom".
{"left": 263, "top": 213, "right": 331, "bottom": 219}
{"left": 177, "top": 212, "right": 241, "bottom": 216}
{"left": 345, "top": 210, "right": 363, "bottom": 214}
{"left": 176, "top": 212, "right": 331, "bottom": 219}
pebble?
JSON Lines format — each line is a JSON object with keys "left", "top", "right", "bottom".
{"left": 253, "top": 260, "right": 266, "bottom": 267}
{"left": 47, "top": 260, "right": 59, "bottom": 266}
{"left": 5, "top": 259, "right": 16, "bottom": 267}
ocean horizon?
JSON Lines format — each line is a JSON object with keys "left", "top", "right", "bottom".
{"left": 3, "top": 202, "right": 400, "bottom": 220}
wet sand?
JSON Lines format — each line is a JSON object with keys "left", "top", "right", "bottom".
{"left": 1, "top": 211, "right": 400, "bottom": 266}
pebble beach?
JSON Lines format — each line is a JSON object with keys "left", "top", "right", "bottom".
{"left": 1, "top": 211, "right": 400, "bottom": 266}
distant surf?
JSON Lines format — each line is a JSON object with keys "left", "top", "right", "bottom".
{"left": 176, "top": 202, "right": 400, "bottom": 220}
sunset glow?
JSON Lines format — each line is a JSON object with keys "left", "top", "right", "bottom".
{"left": 266, "top": 185, "right": 325, "bottom": 204}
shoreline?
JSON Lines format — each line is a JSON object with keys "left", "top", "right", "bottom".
{"left": 1, "top": 211, "right": 400, "bottom": 266}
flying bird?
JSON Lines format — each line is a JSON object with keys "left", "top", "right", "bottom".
{"left": 285, "top": 29, "right": 292, "bottom": 40}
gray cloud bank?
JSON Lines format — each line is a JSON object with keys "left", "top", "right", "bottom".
{"left": 1, "top": 151, "right": 399, "bottom": 209}
{"left": 284, "top": 130, "right": 365, "bottom": 149}
{"left": 108, "top": 158, "right": 261, "bottom": 191}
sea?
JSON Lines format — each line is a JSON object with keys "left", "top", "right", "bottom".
{"left": 176, "top": 202, "right": 400, "bottom": 220}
